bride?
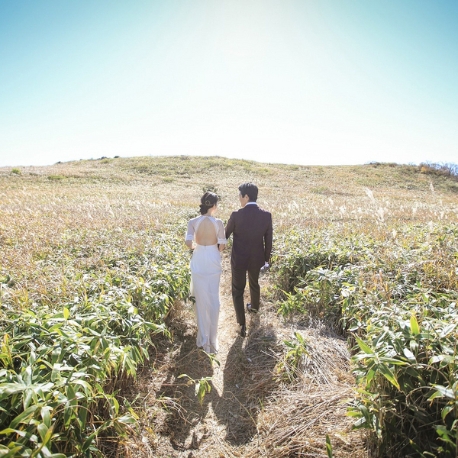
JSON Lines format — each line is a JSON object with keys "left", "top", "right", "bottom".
{"left": 185, "top": 192, "right": 226, "bottom": 354}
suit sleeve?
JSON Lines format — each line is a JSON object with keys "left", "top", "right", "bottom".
{"left": 264, "top": 213, "right": 273, "bottom": 263}
{"left": 225, "top": 212, "right": 235, "bottom": 239}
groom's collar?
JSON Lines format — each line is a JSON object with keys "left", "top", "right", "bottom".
{"left": 245, "top": 202, "right": 258, "bottom": 206}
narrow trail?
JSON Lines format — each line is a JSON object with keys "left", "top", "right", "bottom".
{"left": 129, "top": 256, "right": 367, "bottom": 457}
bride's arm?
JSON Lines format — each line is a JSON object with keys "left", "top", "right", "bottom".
{"left": 217, "top": 219, "right": 226, "bottom": 251}
{"left": 185, "top": 220, "right": 195, "bottom": 249}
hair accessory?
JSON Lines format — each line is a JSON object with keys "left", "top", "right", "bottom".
{"left": 204, "top": 200, "right": 211, "bottom": 206}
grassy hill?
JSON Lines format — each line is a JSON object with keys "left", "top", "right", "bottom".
{"left": 1, "top": 156, "right": 455, "bottom": 296}
{"left": 1, "top": 156, "right": 456, "bottom": 289}
{"left": 1, "top": 156, "right": 457, "bottom": 457}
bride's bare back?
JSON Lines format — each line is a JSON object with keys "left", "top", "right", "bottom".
{"left": 185, "top": 215, "right": 226, "bottom": 252}
{"left": 195, "top": 217, "right": 218, "bottom": 246}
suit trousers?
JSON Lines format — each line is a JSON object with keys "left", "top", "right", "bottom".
{"left": 231, "top": 265, "right": 260, "bottom": 326}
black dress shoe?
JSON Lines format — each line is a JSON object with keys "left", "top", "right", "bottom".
{"left": 246, "top": 303, "right": 258, "bottom": 314}
{"left": 240, "top": 324, "right": 246, "bottom": 338}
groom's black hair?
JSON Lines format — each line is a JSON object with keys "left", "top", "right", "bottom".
{"left": 239, "top": 182, "right": 258, "bottom": 202}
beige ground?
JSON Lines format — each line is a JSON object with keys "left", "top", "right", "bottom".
{"left": 126, "top": 255, "right": 368, "bottom": 458}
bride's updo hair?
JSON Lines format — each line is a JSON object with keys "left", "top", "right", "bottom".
{"left": 200, "top": 192, "right": 218, "bottom": 215}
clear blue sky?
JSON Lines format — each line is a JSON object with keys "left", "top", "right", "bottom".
{"left": 1, "top": 0, "right": 457, "bottom": 167}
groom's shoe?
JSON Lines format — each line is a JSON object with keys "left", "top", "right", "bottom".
{"left": 240, "top": 324, "right": 246, "bottom": 338}
{"left": 246, "top": 303, "right": 258, "bottom": 314}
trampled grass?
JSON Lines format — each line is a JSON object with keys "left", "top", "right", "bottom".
{"left": 1, "top": 156, "right": 457, "bottom": 456}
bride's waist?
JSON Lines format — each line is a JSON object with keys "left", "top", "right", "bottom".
{"left": 195, "top": 243, "right": 218, "bottom": 248}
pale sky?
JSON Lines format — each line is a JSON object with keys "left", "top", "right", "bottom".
{"left": 1, "top": 1, "right": 457, "bottom": 167}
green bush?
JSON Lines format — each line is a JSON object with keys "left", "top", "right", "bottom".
{"left": 0, "top": 229, "right": 190, "bottom": 456}
{"left": 274, "top": 223, "right": 458, "bottom": 456}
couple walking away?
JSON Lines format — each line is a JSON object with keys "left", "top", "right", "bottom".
{"left": 185, "top": 183, "right": 273, "bottom": 354}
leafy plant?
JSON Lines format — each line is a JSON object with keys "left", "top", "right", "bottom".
{"left": 178, "top": 374, "right": 213, "bottom": 406}
{"left": 274, "top": 223, "right": 458, "bottom": 456}
{"left": 276, "top": 332, "right": 308, "bottom": 382}
{"left": 0, "top": 229, "right": 191, "bottom": 455}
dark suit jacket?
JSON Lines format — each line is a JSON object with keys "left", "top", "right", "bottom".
{"left": 225, "top": 204, "right": 273, "bottom": 270}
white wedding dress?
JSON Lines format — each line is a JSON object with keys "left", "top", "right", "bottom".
{"left": 186, "top": 215, "right": 226, "bottom": 353}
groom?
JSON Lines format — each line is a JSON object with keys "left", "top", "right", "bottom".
{"left": 225, "top": 182, "right": 273, "bottom": 337}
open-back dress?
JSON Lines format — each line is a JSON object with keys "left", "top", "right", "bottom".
{"left": 185, "top": 215, "right": 226, "bottom": 353}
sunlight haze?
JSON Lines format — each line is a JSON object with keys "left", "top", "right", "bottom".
{"left": 1, "top": 0, "right": 457, "bottom": 167}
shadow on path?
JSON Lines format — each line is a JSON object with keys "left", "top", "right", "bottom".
{"left": 157, "top": 327, "right": 215, "bottom": 452}
{"left": 155, "top": 304, "right": 280, "bottom": 451}
{"left": 212, "top": 313, "right": 280, "bottom": 446}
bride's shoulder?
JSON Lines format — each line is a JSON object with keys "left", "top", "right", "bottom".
{"left": 188, "top": 215, "right": 202, "bottom": 223}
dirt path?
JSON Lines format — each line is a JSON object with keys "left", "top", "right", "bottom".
{"left": 128, "top": 257, "right": 367, "bottom": 457}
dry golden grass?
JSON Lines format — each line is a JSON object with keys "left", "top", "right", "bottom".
{"left": 2, "top": 156, "right": 456, "bottom": 306}
{"left": 1, "top": 156, "right": 457, "bottom": 457}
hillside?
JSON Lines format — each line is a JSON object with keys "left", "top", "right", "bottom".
{"left": 1, "top": 156, "right": 457, "bottom": 457}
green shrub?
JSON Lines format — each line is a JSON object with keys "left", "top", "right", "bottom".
{"left": 0, "top": 229, "right": 190, "bottom": 455}
{"left": 274, "top": 223, "right": 458, "bottom": 456}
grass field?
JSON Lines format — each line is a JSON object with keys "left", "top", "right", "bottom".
{"left": 1, "top": 156, "right": 457, "bottom": 457}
